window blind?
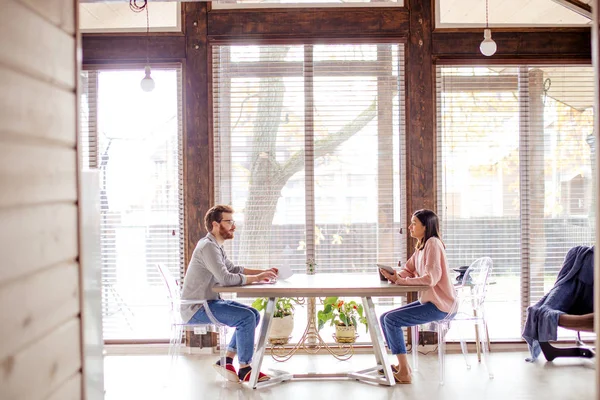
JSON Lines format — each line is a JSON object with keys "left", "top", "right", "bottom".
{"left": 213, "top": 44, "right": 407, "bottom": 277}
{"left": 80, "top": 70, "right": 98, "bottom": 170}
{"left": 437, "top": 65, "right": 595, "bottom": 340}
{"left": 80, "top": 67, "right": 184, "bottom": 341}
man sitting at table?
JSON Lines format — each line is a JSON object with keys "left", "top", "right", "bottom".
{"left": 181, "top": 204, "right": 277, "bottom": 383}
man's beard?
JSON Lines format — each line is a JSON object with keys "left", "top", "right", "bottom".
{"left": 219, "top": 224, "right": 234, "bottom": 240}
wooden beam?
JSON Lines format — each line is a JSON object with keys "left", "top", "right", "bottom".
{"left": 82, "top": 34, "right": 186, "bottom": 63}
{"left": 183, "top": 2, "right": 211, "bottom": 266}
{"left": 207, "top": 8, "right": 409, "bottom": 40}
{"left": 405, "top": 0, "right": 435, "bottom": 218}
{"left": 432, "top": 29, "right": 591, "bottom": 61}
{"left": 403, "top": 1, "right": 435, "bottom": 346}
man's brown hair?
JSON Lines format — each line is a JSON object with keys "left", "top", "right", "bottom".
{"left": 204, "top": 205, "right": 234, "bottom": 232}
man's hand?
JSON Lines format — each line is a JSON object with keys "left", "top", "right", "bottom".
{"left": 258, "top": 270, "right": 277, "bottom": 282}
{"left": 245, "top": 270, "right": 278, "bottom": 284}
{"left": 380, "top": 268, "right": 399, "bottom": 284}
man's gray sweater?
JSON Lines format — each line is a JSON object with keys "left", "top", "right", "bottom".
{"left": 180, "top": 233, "right": 246, "bottom": 322}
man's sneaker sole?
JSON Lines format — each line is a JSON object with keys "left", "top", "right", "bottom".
{"left": 212, "top": 364, "right": 240, "bottom": 383}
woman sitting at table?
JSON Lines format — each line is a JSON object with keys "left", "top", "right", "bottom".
{"left": 379, "top": 209, "right": 456, "bottom": 384}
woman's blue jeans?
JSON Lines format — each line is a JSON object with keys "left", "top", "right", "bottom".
{"left": 380, "top": 301, "right": 448, "bottom": 355}
{"left": 188, "top": 299, "right": 260, "bottom": 365}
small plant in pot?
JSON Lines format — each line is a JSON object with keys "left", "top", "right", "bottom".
{"left": 252, "top": 297, "right": 299, "bottom": 345}
{"left": 317, "top": 297, "right": 368, "bottom": 343}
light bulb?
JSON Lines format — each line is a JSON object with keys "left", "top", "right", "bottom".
{"left": 479, "top": 28, "right": 497, "bottom": 57}
{"left": 140, "top": 65, "right": 155, "bottom": 92}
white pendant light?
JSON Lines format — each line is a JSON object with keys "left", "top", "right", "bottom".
{"left": 480, "top": 0, "right": 497, "bottom": 57}
{"left": 141, "top": 65, "right": 155, "bottom": 92}
{"left": 480, "top": 28, "right": 497, "bottom": 57}
{"left": 132, "top": 0, "right": 155, "bottom": 92}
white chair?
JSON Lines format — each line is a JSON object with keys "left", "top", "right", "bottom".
{"left": 156, "top": 264, "right": 228, "bottom": 383}
{"left": 411, "top": 256, "right": 494, "bottom": 385}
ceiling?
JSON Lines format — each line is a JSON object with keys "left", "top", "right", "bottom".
{"left": 437, "top": 0, "right": 592, "bottom": 27}
{"left": 80, "top": 2, "right": 181, "bottom": 32}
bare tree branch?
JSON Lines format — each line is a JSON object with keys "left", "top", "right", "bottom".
{"left": 276, "top": 99, "right": 377, "bottom": 186}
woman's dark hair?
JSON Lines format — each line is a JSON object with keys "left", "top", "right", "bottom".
{"left": 413, "top": 209, "right": 442, "bottom": 250}
{"left": 204, "top": 204, "right": 234, "bottom": 232}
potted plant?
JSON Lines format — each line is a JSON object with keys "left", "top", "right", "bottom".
{"left": 252, "top": 297, "right": 299, "bottom": 345}
{"left": 317, "top": 297, "right": 368, "bottom": 343}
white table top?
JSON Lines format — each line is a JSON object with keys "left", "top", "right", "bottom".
{"left": 213, "top": 273, "right": 428, "bottom": 298}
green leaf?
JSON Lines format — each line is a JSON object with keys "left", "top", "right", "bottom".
{"left": 251, "top": 298, "right": 266, "bottom": 311}
{"left": 340, "top": 314, "right": 348, "bottom": 326}
{"left": 324, "top": 297, "right": 338, "bottom": 306}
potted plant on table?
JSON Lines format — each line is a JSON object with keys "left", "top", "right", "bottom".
{"left": 252, "top": 297, "right": 299, "bottom": 345}
{"left": 317, "top": 297, "right": 368, "bottom": 343}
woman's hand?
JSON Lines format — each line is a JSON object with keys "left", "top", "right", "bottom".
{"left": 379, "top": 268, "right": 399, "bottom": 284}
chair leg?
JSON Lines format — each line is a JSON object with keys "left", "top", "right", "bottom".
{"left": 438, "top": 324, "right": 446, "bottom": 385}
{"left": 166, "top": 324, "right": 183, "bottom": 387}
{"left": 411, "top": 325, "right": 419, "bottom": 372}
{"left": 459, "top": 339, "right": 471, "bottom": 370}
{"left": 218, "top": 326, "right": 227, "bottom": 368}
{"left": 454, "top": 322, "right": 471, "bottom": 370}
{"left": 478, "top": 321, "right": 493, "bottom": 379}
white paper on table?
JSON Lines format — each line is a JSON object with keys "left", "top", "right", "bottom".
{"left": 276, "top": 264, "right": 293, "bottom": 280}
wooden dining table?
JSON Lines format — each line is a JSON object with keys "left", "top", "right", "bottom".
{"left": 214, "top": 273, "right": 427, "bottom": 388}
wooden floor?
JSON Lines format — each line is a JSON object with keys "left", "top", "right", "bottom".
{"left": 104, "top": 350, "right": 596, "bottom": 400}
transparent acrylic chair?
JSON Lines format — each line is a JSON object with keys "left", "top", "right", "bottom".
{"left": 411, "top": 256, "right": 494, "bottom": 385}
{"left": 156, "top": 264, "right": 228, "bottom": 384}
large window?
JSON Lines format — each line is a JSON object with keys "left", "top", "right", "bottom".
{"left": 213, "top": 44, "right": 406, "bottom": 276}
{"left": 213, "top": 43, "right": 406, "bottom": 342}
{"left": 437, "top": 65, "right": 595, "bottom": 340}
{"left": 80, "top": 67, "right": 184, "bottom": 341}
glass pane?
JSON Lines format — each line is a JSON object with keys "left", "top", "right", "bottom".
{"left": 80, "top": 2, "right": 181, "bottom": 33}
{"left": 437, "top": 0, "right": 591, "bottom": 27}
{"left": 529, "top": 66, "right": 595, "bottom": 301}
{"left": 438, "top": 66, "right": 522, "bottom": 340}
{"left": 312, "top": 44, "right": 404, "bottom": 277}
{"left": 90, "top": 68, "right": 183, "bottom": 341}
{"left": 214, "top": 45, "right": 307, "bottom": 274}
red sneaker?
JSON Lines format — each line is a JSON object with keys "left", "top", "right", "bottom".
{"left": 239, "top": 368, "right": 270, "bottom": 383}
{"left": 212, "top": 362, "right": 240, "bottom": 383}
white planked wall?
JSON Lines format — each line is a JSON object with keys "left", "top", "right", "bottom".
{"left": 0, "top": 0, "right": 82, "bottom": 399}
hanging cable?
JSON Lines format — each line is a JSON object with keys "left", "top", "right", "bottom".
{"left": 542, "top": 78, "right": 552, "bottom": 105}
{"left": 129, "top": 0, "right": 147, "bottom": 13}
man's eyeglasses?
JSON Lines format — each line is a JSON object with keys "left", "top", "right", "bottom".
{"left": 220, "top": 219, "right": 236, "bottom": 226}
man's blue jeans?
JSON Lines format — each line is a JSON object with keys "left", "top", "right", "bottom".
{"left": 188, "top": 299, "right": 260, "bottom": 365}
{"left": 380, "top": 301, "right": 449, "bottom": 355}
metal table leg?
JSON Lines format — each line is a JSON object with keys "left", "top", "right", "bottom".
{"left": 250, "top": 297, "right": 275, "bottom": 388}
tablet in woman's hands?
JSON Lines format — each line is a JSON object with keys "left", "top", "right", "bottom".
{"left": 377, "top": 264, "right": 395, "bottom": 274}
